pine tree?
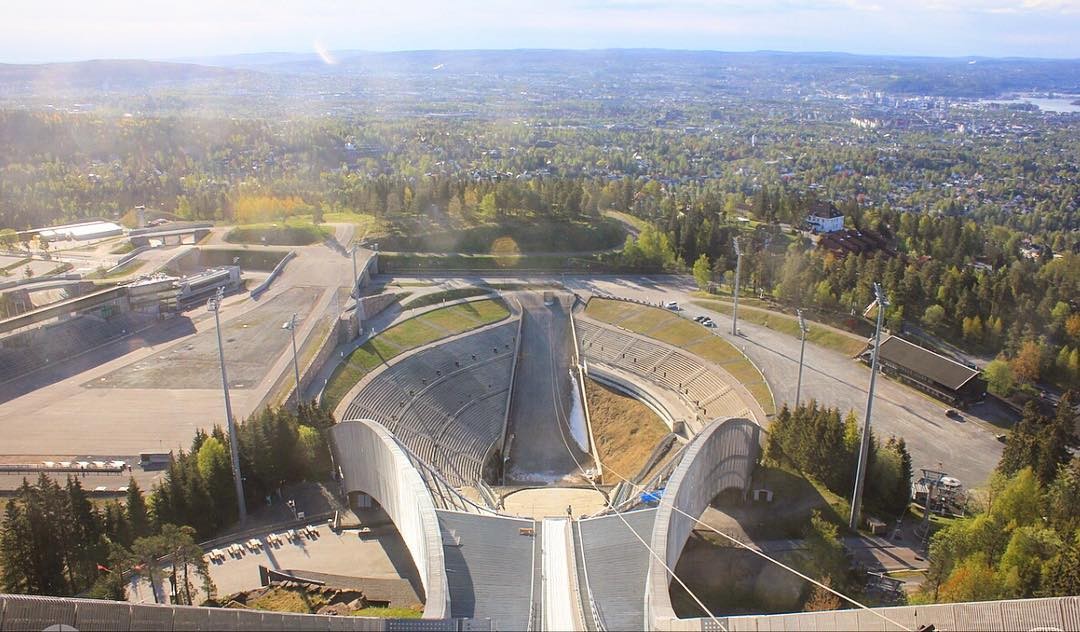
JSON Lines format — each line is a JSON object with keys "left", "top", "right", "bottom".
{"left": 126, "top": 479, "right": 151, "bottom": 540}
{"left": 0, "top": 499, "right": 30, "bottom": 593}
{"left": 999, "top": 403, "right": 1044, "bottom": 478}
{"left": 1040, "top": 543, "right": 1080, "bottom": 597}
{"left": 197, "top": 436, "right": 237, "bottom": 528}
{"left": 101, "top": 500, "right": 132, "bottom": 548}
{"left": 766, "top": 404, "right": 791, "bottom": 465}
{"left": 896, "top": 437, "right": 914, "bottom": 511}
{"left": 12, "top": 475, "right": 72, "bottom": 595}
{"left": 66, "top": 477, "right": 104, "bottom": 592}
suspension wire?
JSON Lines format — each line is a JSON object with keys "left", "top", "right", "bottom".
{"left": 543, "top": 310, "right": 729, "bottom": 631}
{"left": 596, "top": 450, "right": 913, "bottom": 631}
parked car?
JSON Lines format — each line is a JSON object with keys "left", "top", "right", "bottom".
{"left": 945, "top": 408, "right": 962, "bottom": 420}
{"left": 702, "top": 318, "right": 716, "bottom": 328}
{"left": 665, "top": 301, "right": 679, "bottom": 311}
{"left": 693, "top": 315, "right": 707, "bottom": 323}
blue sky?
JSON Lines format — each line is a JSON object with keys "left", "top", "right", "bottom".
{"left": 2, "top": 0, "right": 1078, "bottom": 63}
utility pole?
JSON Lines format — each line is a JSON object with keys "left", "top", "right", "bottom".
{"left": 350, "top": 245, "right": 359, "bottom": 298}
{"left": 850, "top": 283, "right": 888, "bottom": 531}
{"left": 795, "top": 309, "right": 809, "bottom": 409}
{"left": 208, "top": 287, "right": 247, "bottom": 524}
{"left": 731, "top": 237, "right": 743, "bottom": 337}
{"left": 282, "top": 313, "right": 301, "bottom": 404}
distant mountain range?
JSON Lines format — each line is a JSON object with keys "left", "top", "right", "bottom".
{"left": 0, "top": 59, "right": 254, "bottom": 92}
{"left": 1, "top": 50, "right": 1078, "bottom": 101}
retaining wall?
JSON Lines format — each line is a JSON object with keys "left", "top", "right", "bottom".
{"left": 250, "top": 250, "right": 296, "bottom": 298}
{"left": 328, "top": 420, "right": 450, "bottom": 620}
{"left": 645, "top": 417, "right": 760, "bottom": 631}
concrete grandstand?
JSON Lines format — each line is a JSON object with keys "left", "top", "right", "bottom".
{"left": 1, "top": 280, "right": 1068, "bottom": 631}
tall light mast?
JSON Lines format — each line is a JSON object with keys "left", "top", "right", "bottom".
{"left": 208, "top": 287, "right": 247, "bottom": 523}
{"left": 849, "top": 283, "right": 888, "bottom": 531}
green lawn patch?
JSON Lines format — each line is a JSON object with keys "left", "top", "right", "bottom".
{"left": 401, "top": 287, "right": 493, "bottom": 309}
{"left": 746, "top": 383, "right": 777, "bottom": 415}
{"left": 617, "top": 309, "right": 675, "bottom": 336}
{"left": 682, "top": 337, "right": 746, "bottom": 365}
{"left": 380, "top": 252, "right": 621, "bottom": 273}
{"left": 584, "top": 297, "right": 644, "bottom": 323}
{"left": 247, "top": 587, "right": 323, "bottom": 613}
{"left": 87, "top": 260, "right": 144, "bottom": 280}
{"left": 191, "top": 248, "right": 291, "bottom": 272}
{"left": 109, "top": 241, "right": 136, "bottom": 255}
{"left": 377, "top": 216, "right": 625, "bottom": 254}
{"left": 323, "top": 299, "right": 510, "bottom": 412}
{"left": 226, "top": 221, "right": 332, "bottom": 246}
{"left": 645, "top": 319, "right": 711, "bottom": 348}
{"left": 692, "top": 299, "right": 866, "bottom": 357}
{"left": 602, "top": 209, "right": 652, "bottom": 232}
{"left": 351, "top": 607, "right": 423, "bottom": 619}
{"left": 584, "top": 298, "right": 774, "bottom": 414}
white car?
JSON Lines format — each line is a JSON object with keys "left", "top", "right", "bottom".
{"left": 665, "top": 301, "right": 679, "bottom": 311}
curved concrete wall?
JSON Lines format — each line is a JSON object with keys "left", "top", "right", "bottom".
{"left": 329, "top": 419, "right": 450, "bottom": 620}
{"left": 645, "top": 417, "right": 760, "bottom": 631}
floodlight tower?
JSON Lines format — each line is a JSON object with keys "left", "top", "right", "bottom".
{"left": 849, "top": 283, "right": 888, "bottom": 531}
{"left": 208, "top": 287, "right": 247, "bottom": 523}
{"left": 350, "top": 245, "right": 360, "bottom": 298}
{"left": 282, "top": 313, "right": 301, "bottom": 401}
{"left": 795, "top": 309, "right": 809, "bottom": 409}
{"left": 731, "top": 237, "right": 743, "bottom": 337}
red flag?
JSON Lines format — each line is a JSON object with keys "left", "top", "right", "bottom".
{"left": 96, "top": 564, "right": 110, "bottom": 572}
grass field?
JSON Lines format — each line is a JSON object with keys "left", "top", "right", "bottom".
{"left": 226, "top": 219, "right": 333, "bottom": 246}
{"left": 401, "top": 287, "right": 492, "bottom": 309}
{"left": 109, "top": 240, "right": 136, "bottom": 255}
{"left": 377, "top": 216, "right": 625, "bottom": 254}
{"left": 602, "top": 209, "right": 652, "bottom": 232}
{"left": 353, "top": 607, "right": 423, "bottom": 619}
{"left": 322, "top": 298, "right": 510, "bottom": 412}
{"left": 691, "top": 299, "right": 867, "bottom": 357}
{"left": 87, "top": 260, "right": 145, "bottom": 279}
{"left": 380, "top": 252, "right": 615, "bottom": 272}
{"left": 584, "top": 298, "right": 775, "bottom": 414}
{"left": 581, "top": 296, "right": 642, "bottom": 323}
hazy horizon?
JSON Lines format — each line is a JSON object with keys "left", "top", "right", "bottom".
{"left": 2, "top": 46, "right": 1079, "bottom": 67}
{"left": 2, "top": 0, "right": 1079, "bottom": 64}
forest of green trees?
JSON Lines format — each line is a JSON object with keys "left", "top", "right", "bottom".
{"left": 1, "top": 107, "right": 1075, "bottom": 390}
{"left": 764, "top": 393, "right": 1080, "bottom": 606}
{"left": 766, "top": 401, "right": 913, "bottom": 519}
{"left": 919, "top": 391, "right": 1080, "bottom": 603}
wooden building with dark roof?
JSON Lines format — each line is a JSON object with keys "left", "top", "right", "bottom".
{"left": 862, "top": 335, "right": 986, "bottom": 405}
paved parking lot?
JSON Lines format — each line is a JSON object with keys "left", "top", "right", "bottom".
{"left": 127, "top": 523, "right": 420, "bottom": 604}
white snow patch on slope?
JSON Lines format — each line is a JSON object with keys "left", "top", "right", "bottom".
{"left": 568, "top": 368, "right": 589, "bottom": 452}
